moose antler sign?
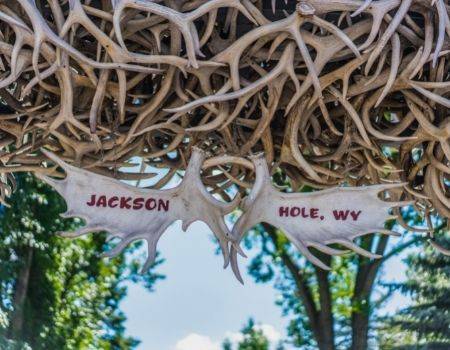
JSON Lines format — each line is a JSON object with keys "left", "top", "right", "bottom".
{"left": 229, "top": 154, "right": 406, "bottom": 283}
{"left": 38, "top": 149, "right": 405, "bottom": 281}
{"left": 37, "top": 148, "right": 241, "bottom": 272}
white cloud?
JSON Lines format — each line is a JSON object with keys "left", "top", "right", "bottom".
{"left": 224, "top": 331, "right": 244, "bottom": 344}
{"left": 175, "top": 333, "right": 220, "bottom": 350}
{"left": 174, "top": 324, "right": 281, "bottom": 350}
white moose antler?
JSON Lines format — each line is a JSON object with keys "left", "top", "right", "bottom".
{"left": 230, "top": 153, "right": 407, "bottom": 283}
{"left": 36, "top": 147, "right": 240, "bottom": 272}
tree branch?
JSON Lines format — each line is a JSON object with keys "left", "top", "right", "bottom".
{"left": 263, "top": 224, "right": 321, "bottom": 343}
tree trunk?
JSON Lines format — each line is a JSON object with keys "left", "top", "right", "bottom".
{"left": 9, "top": 246, "right": 33, "bottom": 340}
{"left": 351, "top": 304, "right": 371, "bottom": 350}
{"left": 315, "top": 256, "right": 335, "bottom": 350}
{"left": 265, "top": 224, "right": 335, "bottom": 350}
{"left": 351, "top": 236, "right": 390, "bottom": 350}
{"left": 351, "top": 257, "right": 372, "bottom": 350}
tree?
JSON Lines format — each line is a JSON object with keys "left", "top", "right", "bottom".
{"left": 237, "top": 319, "right": 270, "bottom": 350}
{"left": 0, "top": 174, "right": 164, "bottom": 349}
{"left": 239, "top": 203, "right": 424, "bottom": 350}
{"left": 223, "top": 318, "right": 283, "bottom": 350}
{"left": 380, "top": 221, "right": 450, "bottom": 349}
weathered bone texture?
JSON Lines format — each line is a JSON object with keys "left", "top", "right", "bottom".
{"left": 230, "top": 153, "right": 406, "bottom": 283}
{"left": 0, "top": 1, "right": 448, "bottom": 239}
{"left": 36, "top": 147, "right": 239, "bottom": 271}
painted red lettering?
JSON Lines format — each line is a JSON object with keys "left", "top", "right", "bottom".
{"left": 133, "top": 198, "right": 144, "bottom": 210}
{"left": 108, "top": 196, "right": 118, "bottom": 208}
{"left": 290, "top": 207, "right": 300, "bottom": 217}
{"left": 279, "top": 207, "right": 289, "bottom": 217}
{"left": 158, "top": 199, "right": 169, "bottom": 212}
{"left": 333, "top": 210, "right": 350, "bottom": 220}
{"left": 301, "top": 208, "right": 309, "bottom": 218}
{"left": 87, "top": 195, "right": 96, "bottom": 206}
{"left": 350, "top": 210, "right": 362, "bottom": 221}
{"left": 96, "top": 195, "right": 107, "bottom": 207}
{"left": 120, "top": 197, "right": 132, "bottom": 209}
{"left": 311, "top": 208, "right": 319, "bottom": 219}
{"left": 145, "top": 198, "right": 157, "bottom": 210}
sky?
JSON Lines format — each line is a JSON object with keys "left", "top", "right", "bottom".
{"left": 120, "top": 163, "right": 413, "bottom": 350}
{"left": 122, "top": 220, "right": 287, "bottom": 350}
{"left": 121, "top": 221, "right": 413, "bottom": 350}
{"left": 120, "top": 164, "right": 287, "bottom": 350}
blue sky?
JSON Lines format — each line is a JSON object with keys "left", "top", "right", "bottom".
{"left": 121, "top": 219, "right": 413, "bottom": 350}
{"left": 120, "top": 163, "right": 413, "bottom": 350}
{"left": 122, "top": 220, "right": 287, "bottom": 350}
{"left": 119, "top": 163, "right": 288, "bottom": 349}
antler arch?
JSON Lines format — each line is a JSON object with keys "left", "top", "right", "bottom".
{"left": 0, "top": 0, "right": 446, "bottom": 250}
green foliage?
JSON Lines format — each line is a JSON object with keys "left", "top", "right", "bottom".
{"left": 238, "top": 319, "right": 270, "bottom": 350}
{"left": 0, "top": 174, "right": 164, "bottom": 349}
{"left": 381, "top": 221, "right": 450, "bottom": 349}
{"left": 223, "top": 338, "right": 233, "bottom": 350}
{"left": 222, "top": 319, "right": 280, "bottom": 350}
{"left": 240, "top": 180, "right": 424, "bottom": 349}
{"left": 244, "top": 225, "right": 360, "bottom": 349}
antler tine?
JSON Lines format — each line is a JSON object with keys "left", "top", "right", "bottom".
{"left": 15, "top": 0, "right": 159, "bottom": 74}
{"left": 34, "top": 171, "right": 63, "bottom": 191}
{"left": 113, "top": 0, "right": 256, "bottom": 68}
{"left": 40, "top": 149, "right": 70, "bottom": 172}
{"left": 165, "top": 42, "right": 297, "bottom": 114}
{"left": 365, "top": 0, "right": 413, "bottom": 75}
{"left": 351, "top": 0, "right": 374, "bottom": 17}
{"left": 185, "top": 147, "right": 241, "bottom": 214}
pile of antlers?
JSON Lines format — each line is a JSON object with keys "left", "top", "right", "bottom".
{"left": 0, "top": 0, "right": 448, "bottom": 230}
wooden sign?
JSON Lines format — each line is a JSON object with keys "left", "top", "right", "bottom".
{"left": 37, "top": 148, "right": 239, "bottom": 272}
{"left": 229, "top": 153, "right": 406, "bottom": 283}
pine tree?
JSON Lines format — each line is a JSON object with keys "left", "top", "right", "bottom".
{"left": 238, "top": 319, "right": 270, "bottom": 350}
{"left": 222, "top": 319, "right": 272, "bottom": 350}
{"left": 381, "top": 221, "right": 450, "bottom": 349}
{"left": 0, "top": 174, "right": 164, "bottom": 349}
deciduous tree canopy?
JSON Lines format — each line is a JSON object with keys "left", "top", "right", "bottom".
{"left": 0, "top": 174, "right": 164, "bottom": 349}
